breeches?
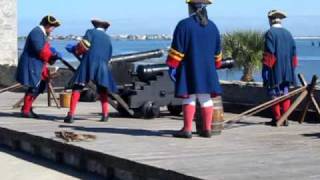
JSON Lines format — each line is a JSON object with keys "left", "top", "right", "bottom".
{"left": 182, "top": 94, "right": 213, "bottom": 107}
{"left": 26, "top": 80, "right": 47, "bottom": 96}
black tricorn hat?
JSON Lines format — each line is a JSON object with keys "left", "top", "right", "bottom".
{"left": 268, "top": 10, "right": 287, "bottom": 19}
{"left": 40, "top": 15, "right": 61, "bottom": 27}
{"left": 186, "top": 0, "right": 212, "bottom": 4}
{"left": 91, "top": 19, "right": 110, "bottom": 29}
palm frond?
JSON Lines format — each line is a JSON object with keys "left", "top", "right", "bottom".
{"left": 222, "top": 30, "right": 264, "bottom": 81}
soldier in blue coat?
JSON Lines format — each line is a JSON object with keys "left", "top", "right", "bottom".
{"left": 64, "top": 19, "right": 117, "bottom": 123}
{"left": 16, "top": 15, "right": 61, "bottom": 118}
{"left": 166, "top": 0, "right": 223, "bottom": 138}
{"left": 262, "top": 10, "right": 298, "bottom": 126}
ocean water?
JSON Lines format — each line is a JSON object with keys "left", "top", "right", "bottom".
{"left": 18, "top": 38, "right": 320, "bottom": 82}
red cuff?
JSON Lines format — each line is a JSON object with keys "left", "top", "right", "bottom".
{"left": 75, "top": 41, "right": 89, "bottom": 56}
{"left": 263, "top": 52, "right": 276, "bottom": 68}
{"left": 39, "top": 42, "right": 52, "bottom": 62}
{"left": 215, "top": 61, "right": 222, "bottom": 69}
{"left": 166, "top": 56, "right": 180, "bottom": 68}
{"left": 211, "top": 93, "right": 220, "bottom": 98}
{"left": 292, "top": 56, "right": 298, "bottom": 68}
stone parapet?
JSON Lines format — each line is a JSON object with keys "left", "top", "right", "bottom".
{"left": 0, "top": 0, "right": 17, "bottom": 65}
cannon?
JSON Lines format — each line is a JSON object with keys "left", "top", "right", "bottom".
{"left": 60, "top": 49, "right": 234, "bottom": 119}
{"left": 114, "top": 58, "right": 235, "bottom": 119}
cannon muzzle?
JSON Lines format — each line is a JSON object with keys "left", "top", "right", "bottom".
{"left": 220, "top": 58, "right": 235, "bottom": 69}
{"left": 136, "top": 64, "right": 169, "bottom": 82}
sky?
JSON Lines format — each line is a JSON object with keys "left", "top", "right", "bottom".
{"left": 18, "top": 0, "right": 320, "bottom": 36}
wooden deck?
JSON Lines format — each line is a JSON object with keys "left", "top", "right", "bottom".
{"left": 0, "top": 92, "right": 320, "bottom": 180}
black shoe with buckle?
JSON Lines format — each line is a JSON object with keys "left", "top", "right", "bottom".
{"left": 265, "top": 119, "right": 277, "bottom": 126}
{"left": 64, "top": 114, "right": 74, "bottom": 124}
{"left": 100, "top": 115, "right": 109, "bottom": 122}
{"left": 199, "top": 130, "right": 213, "bottom": 138}
{"left": 30, "top": 108, "right": 40, "bottom": 119}
{"left": 21, "top": 107, "right": 39, "bottom": 119}
{"left": 173, "top": 130, "right": 192, "bottom": 139}
{"left": 21, "top": 112, "right": 37, "bottom": 119}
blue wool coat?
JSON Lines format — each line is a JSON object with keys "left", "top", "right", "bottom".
{"left": 166, "top": 16, "right": 222, "bottom": 97}
{"left": 263, "top": 27, "right": 297, "bottom": 89}
{"left": 16, "top": 27, "right": 49, "bottom": 87}
{"left": 72, "top": 28, "right": 117, "bottom": 93}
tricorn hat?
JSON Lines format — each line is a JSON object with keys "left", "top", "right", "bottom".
{"left": 186, "top": 0, "right": 212, "bottom": 4}
{"left": 91, "top": 19, "right": 110, "bottom": 29}
{"left": 40, "top": 15, "right": 61, "bottom": 27}
{"left": 268, "top": 10, "right": 287, "bottom": 19}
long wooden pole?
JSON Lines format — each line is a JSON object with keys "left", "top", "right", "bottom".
{"left": 12, "top": 98, "right": 24, "bottom": 109}
{"left": 278, "top": 75, "right": 319, "bottom": 126}
{"left": 310, "top": 96, "right": 320, "bottom": 117}
{"left": 0, "top": 83, "right": 22, "bottom": 94}
{"left": 277, "top": 90, "right": 308, "bottom": 126}
{"left": 48, "top": 83, "right": 60, "bottom": 109}
{"left": 224, "top": 86, "right": 306, "bottom": 124}
{"left": 298, "top": 97, "right": 311, "bottom": 124}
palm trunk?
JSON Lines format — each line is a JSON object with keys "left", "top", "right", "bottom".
{"left": 241, "top": 65, "right": 255, "bottom": 82}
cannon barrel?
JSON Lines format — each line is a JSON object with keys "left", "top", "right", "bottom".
{"left": 219, "top": 58, "right": 235, "bottom": 69}
{"left": 59, "top": 49, "right": 165, "bottom": 73}
{"left": 109, "top": 49, "right": 164, "bottom": 64}
{"left": 135, "top": 58, "right": 235, "bottom": 82}
{"left": 136, "top": 64, "right": 169, "bottom": 82}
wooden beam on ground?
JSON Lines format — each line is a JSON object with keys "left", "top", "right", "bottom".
{"left": 278, "top": 75, "right": 319, "bottom": 126}
{"left": 277, "top": 90, "right": 308, "bottom": 126}
{"left": 0, "top": 83, "right": 22, "bottom": 94}
{"left": 299, "top": 98, "right": 311, "bottom": 124}
{"left": 109, "top": 93, "right": 134, "bottom": 116}
{"left": 298, "top": 73, "right": 308, "bottom": 86}
{"left": 12, "top": 98, "right": 24, "bottom": 109}
{"left": 310, "top": 96, "right": 320, "bottom": 117}
{"left": 224, "top": 86, "right": 306, "bottom": 124}
{"left": 299, "top": 75, "right": 320, "bottom": 123}
{"left": 48, "top": 83, "right": 60, "bottom": 109}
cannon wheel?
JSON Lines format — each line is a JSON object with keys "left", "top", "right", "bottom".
{"left": 134, "top": 101, "right": 160, "bottom": 119}
{"left": 167, "top": 105, "right": 182, "bottom": 116}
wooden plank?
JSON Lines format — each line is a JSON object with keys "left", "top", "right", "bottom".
{"left": 299, "top": 98, "right": 311, "bottom": 123}
{"left": 278, "top": 75, "right": 318, "bottom": 126}
{"left": 109, "top": 93, "right": 134, "bottom": 116}
{"left": 0, "top": 84, "right": 22, "bottom": 94}
{"left": 298, "top": 73, "right": 308, "bottom": 86}
{"left": 311, "top": 96, "right": 320, "bottom": 117}
{"left": 224, "top": 86, "right": 306, "bottom": 124}
{"left": 48, "top": 83, "right": 60, "bottom": 109}
{"left": 12, "top": 98, "right": 24, "bottom": 109}
{"left": 277, "top": 90, "right": 308, "bottom": 126}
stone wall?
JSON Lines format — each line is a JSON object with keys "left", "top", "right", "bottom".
{"left": 221, "top": 80, "right": 320, "bottom": 121}
{"left": 0, "top": 0, "right": 17, "bottom": 65}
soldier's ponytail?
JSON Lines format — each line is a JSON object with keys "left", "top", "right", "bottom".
{"left": 189, "top": 3, "right": 208, "bottom": 26}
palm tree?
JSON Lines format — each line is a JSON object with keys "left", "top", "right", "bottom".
{"left": 222, "top": 31, "right": 264, "bottom": 82}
